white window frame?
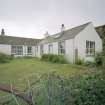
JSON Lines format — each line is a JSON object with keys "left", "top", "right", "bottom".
{"left": 36, "top": 46, "right": 38, "bottom": 52}
{"left": 27, "top": 46, "right": 32, "bottom": 55}
{"left": 86, "top": 40, "right": 95, "bottom": 56}
{"left": 11, "top": 45, "right": 23, "bottom": 55}
{"left": 58, "top": 41, "right": 65, "bottom": 54}
{"left": 48, "top": 44, "right": 53, "bottom": 54}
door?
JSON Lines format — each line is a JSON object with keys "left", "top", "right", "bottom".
{"left": 75, "top": 49, "right": 78, "bottom": 62}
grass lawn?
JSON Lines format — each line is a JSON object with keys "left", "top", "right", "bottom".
{"left": 0, "top": 58, "right": 105, "bottom": 105}
{"left": 0, "top": 58, "right": 88, "bottom": 89}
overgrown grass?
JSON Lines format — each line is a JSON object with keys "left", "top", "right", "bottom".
{"left": 0, "top": 58, "right": 87, "bottom": 88}
{"left": 0, "top": 58, "right": 105, "bottom": 105}
{"left": 3, "top": 66, "right": 105, "bottom": 105}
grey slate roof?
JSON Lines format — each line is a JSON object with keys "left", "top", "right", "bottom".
{"left": 0, "top": 35, "right": 41, "bottom": 46}
{"left": 40, "top": 22, "right": 91, "bottom": 44}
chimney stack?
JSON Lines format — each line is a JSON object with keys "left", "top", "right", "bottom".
{"left": 1, "top": 29, "right": 5, "bottom": 36}
{"left": 44, "top": 31, "right": 49, "bottom": 37}
{"left": 61, "top": 24, "right": 65, "bottom": 32}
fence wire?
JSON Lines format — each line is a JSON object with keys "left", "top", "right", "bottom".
{"left": 0, "top": 72, "right": 74, "bottom": 105}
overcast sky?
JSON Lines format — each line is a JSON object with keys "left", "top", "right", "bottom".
{"left": 0, "top": 0, "right": 105, "bottom": 38}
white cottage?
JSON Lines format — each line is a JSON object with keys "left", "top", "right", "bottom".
{"left": 37, "top": 22, "right": 102, "bottom": 63}
{"left": 0, "top": 22, "right": 102, "bottom": 63}
{"left": 0, "top": 29, "right": 41, "bottom": 57}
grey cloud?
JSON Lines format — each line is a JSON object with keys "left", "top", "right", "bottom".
{"left": 0, "top": 0, "right": 104, "bottom": 38}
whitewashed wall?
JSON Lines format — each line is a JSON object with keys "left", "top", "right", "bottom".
{"left": 0, "top": 44, "right": 11, "bottom": 55}
{"left": 42, "top": 42, "right": 58, "bottom": 55}
{"left": 23, "top": 45, "right": 27, "bottom": 56}
{"left": 65, "top": 39, "right": 74, "bottom": 63}
{"left": 32, "top": 46, "right": 36, "bottom": 57}
{"left": 53, "top": 42, "right": 58, "bottom": 54}
{"left": 75, "top": 23, "right": 102, "bottom": 61}
{"left": 36, "top": 46, "right": 41, "bottom": 57}
{"left": 43, "top": 44, "right": 49, "bottom": 54}
{"left": 0, "top": 44, "right": 37, "bottom": 57}
{"left": 40, "top": 40, "right": 74, "bottom": 63}
{"left": 35, "top": 46, "right": 39, "bottom": 57}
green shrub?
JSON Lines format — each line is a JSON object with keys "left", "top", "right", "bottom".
{"left": 51, "top": 55, "right": 59, "bottom": 63}
{"left": 69, "top": 75, "right": 105, "bottom": 105}
{"left": 30, "top": 72, "right": 105, "bottom": 105}
{"left": 95, "top": 53, "right": 103, "bottom": 66}
{"left": 41, "top": 54, "right": 67, "bottom": 64}
{"left": 103, "top": 57, "right": 105, "bottom": 68}
{"left": 41, "top": 54, "right": 49, "bottom": 61}
{"left": 0, "top": 53, "right": 13, "bottom": 63}
{"left": 84, "top": 61, "right": 96, "bottom": 67}
{"left": 48, "top": 54, "right": 55, "bottom": 61}
{"left": 57, "top": 55, "right": 67, "bottom": 63}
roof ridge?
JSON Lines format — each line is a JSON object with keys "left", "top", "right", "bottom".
{"left": 65, "top": 22, "right": 91, "bottom": 31}
{"left": 0, "top": 35, "right": 41, "bottom": 40}
{"left": 50, "top": 22, "right": 91, "bottom": 37}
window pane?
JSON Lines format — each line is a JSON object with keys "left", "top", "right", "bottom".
{"left": 49, "top": 44, "right": 53, "bottom": 53}
{"left": 11, "top": 46, "right": 16, "bottom": 54}
{"left": 86, "top": 41, "right": 95, "bottom": 56}
{"left": 11, "top": 46, "right": 23, "bottom": 55}
{"left": 86, "top": 41, "right": 89, "bottom": 48}
{"left": 27, "top": 46, "right": 32, "bottom": 54}
{"left": 58, "top": 41, "right": 65, "bottom": 54}
{"left": 17, "top": 46, "right": 23, "bottom": 55}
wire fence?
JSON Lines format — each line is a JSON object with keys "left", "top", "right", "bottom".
{"left": 0, "top": 71, "right": 74, "bottom": 105}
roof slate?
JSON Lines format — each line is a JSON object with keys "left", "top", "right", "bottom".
{"left": 0, "top": 35, "right": 41, "bottom": 46}
{"left": 40, "top": 22, "right": 91, "bottom": 44}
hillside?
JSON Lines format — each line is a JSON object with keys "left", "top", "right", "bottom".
{"left": 95, "top": 25, "right": 105, "bottom": 38}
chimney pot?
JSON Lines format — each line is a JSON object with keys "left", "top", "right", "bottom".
{"left": 61, "top": 24, "right": 65, "bottom": 32}
{"left": 44, "top": 31, "right": 49, "bottom": 37}
{"left": 1, "top": 29, "right": 5, "bottom": 36}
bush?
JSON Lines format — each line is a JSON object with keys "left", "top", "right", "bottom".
{"left": 41, "top": 54, "right": 67, "bottom": 64}
{"left": 0, "top": 53, "right": 13, "bottom": 63}
{"left": 58, "top": 55, "right": 67, "bottom": 63}
{"left": 41, "top": 54, "right": 49, "bottom": 61}
{"left": 48, "top": 54, "right": 55, "bottom": 61}
{"left": 103, "top": 57, "right": 105, "bottom": 68}
{"left": 28, "top": 72, "right": 105, "bottom": 105}
{"left": 75, "top": 58, "right": 83, "bottom": 65}
{"left": 51, "top": 55, "right": 58, "bottom": 63}
{"left": 95, "top": 53, "right": 103, "bottom": 66}
{"left": 84, "top": 61, "right": 96, "bottom": 67}
{"left": 69, "top": 75, "right": 105, "bottom": 105}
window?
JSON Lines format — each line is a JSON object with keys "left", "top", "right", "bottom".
{"left": 36, "top": 46, "right": 38, "bottom": 52}
{"left": 58, "top": 41, "right": 65, "bottom": 54}
{"left": 49, "top": 44, "right": 53, "bottom": 54}
{"left": 11, "top": 46, "right": 23, "bottom": 55}
{"left": 27, "top": 46, "right": 32, "bottom": 55}
{"left": 86, "top": 41, "right": 95, "bottom": 56}
{"left": 40, "top": 45, "right": 43, "bottom": 55}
